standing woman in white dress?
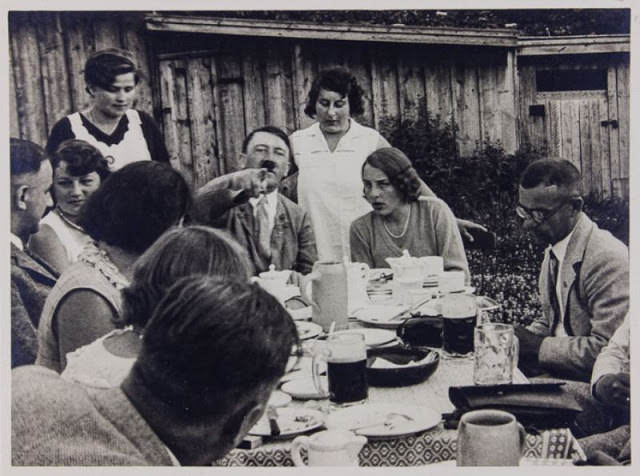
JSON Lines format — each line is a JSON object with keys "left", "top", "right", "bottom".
{"left": 46, "top": 48, "right": 169, "bottom": 171}
{"left": 289, "top": 68, "right": 482, "bottom": 262}
{"left": 29, "top": 139, "right": 110, "bottom": 274}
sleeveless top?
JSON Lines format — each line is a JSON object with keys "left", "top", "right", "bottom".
{"left": 36, "top": 243, "right": 128, "bottom": 372}
{"left": 39, "top": 209, "right": 92, "bottom": 263}
{"left": 61, "top": 328, "right": 137, "bottom": 389}
{"left": 67, "top": 110, "right": 152, "bottom": 171}
{"left": 290, "top": 119, "right": 383, "bottom": 261}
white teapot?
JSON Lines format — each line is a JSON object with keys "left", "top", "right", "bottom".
{"left": 290, "top": 430, "right": 367, "bottom": 466}
{"left": 252, "top": 265, "right": 294, "bottom": 303}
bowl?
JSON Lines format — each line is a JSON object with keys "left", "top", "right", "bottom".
{"left": 366, "top": 345, "right": 439, "bottom": 387}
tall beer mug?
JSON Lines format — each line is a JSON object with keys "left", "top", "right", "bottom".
{"left": 312, "top": 333, "right": 368, "bottom": 407}
{"left": 473, "top": 323, "right": 520, "bottom": 385}
{"left": 300, "top": 261, "right": 349, "bottom": 332}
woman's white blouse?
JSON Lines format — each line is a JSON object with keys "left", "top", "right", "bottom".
{"left": 39, "top": 210, "right": 92, "bottom": 263}
{"left": 290, "top": 119, "right": 387, "bottom": 261}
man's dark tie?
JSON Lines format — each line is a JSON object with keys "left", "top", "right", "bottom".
{"left": 255, "top": 196, "right": 272, "bottom": 260}
{"left": 548, "top": 249, "right": 561, "bottom": 334}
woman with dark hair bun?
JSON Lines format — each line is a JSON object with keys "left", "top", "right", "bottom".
{"left": 350, "top": 147, "right": 469, "bottom": 281}
{"left": 61, "top": 225, "right": 251, "bottom": 388}
{"left": 29, "top": 139, "right": 110, "bottom": 273}
{"left": 46, "top": 48, "right": 169, "bottom": 171}
{"left": 36, "top": 161, "right": 191, "bottom": 372}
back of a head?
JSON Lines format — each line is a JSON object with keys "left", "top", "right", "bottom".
{"left": 132, "top": 275, "right": 298, "bottom": 422}
{"left": 520, "top": 158, "right": 582, "bottom": 196}
{"left": 121, "top": 226, "right": 252, "bottom": 329}
{"left": 78, "top": 161, "right": 192, "bottom": 254}
{"left": 10, "top": 138, "right": 47, "bottom": 179}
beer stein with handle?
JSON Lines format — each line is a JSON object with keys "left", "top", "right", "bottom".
{"left": 300, "top": 261, "right": 349, "bottom": 332}
{"left": 457, "top": 409, "right": 526, "bottom": 466}
{"left": 291, "top": 430, "right": 367, "bottom": 466}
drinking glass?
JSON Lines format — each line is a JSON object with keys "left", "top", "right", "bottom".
{"left": 312, "top": 333, "right": 368, "bottom": 407}
{"left": 473, "top": 324, "right": 519, "bottom": 385}
{"left": 440, "top": 294, "right": 477, "bottom": 358}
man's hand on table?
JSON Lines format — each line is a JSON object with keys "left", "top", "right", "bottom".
{"left": 593, "top": 372, "right": 630, "bottom": 409}
{"left": 514, "top": 327, "right": 545, "bottom": 376}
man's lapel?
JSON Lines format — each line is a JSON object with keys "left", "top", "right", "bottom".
{"left": 11, "top": 243, "right": 58, "bottom": 283}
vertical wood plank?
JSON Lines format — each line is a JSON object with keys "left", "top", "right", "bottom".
{"left": 121, "top": 13, "right": 153, "bottom": 114}
{"left": 186, "top": 56, "right": 218, "bottom": 188}
{"left": 520, "top": 66, "right": 546, "bottom": 151}
{"left": 10, "top": 13, "right": 47, "bottom": 146}
{"left": 547, "top": 100, "right": 562, "bottom": 158}
{"left": 569, "top": 101, "right": 581, "bottom": 169}
{"left": 397, "top": 51, "right": 426, "bottom": 125}
{"left": 92, "top": 13, "right": 122, "bottom": 51}
{"left": 35, "top": 12, "right": 71, "bottom": 135}
{"left": 424, "top": 60, "right": 454, "bottom": 124}
{"left": 478, "top": 63, "right": 498, "bottom": 145}
{"left": 370, "top": 47, "right": 400, "bottom": 135}
{"left": 452, "top": 63, "right": 479, "bottom": 156}
{"left": 578, "top": 101, "right": 593, "bottom": 196}
{"left": 615, "top": 62, "right": 629, "bottom": 183}
{"left": 588, "top": 100, "right": 603, "bottom": 199}
{"left": 594, "top": 95, "right": 611, "bottom": 198}
{"left": 263, "top": 41, "right": 294, "bottom": 133}
{"left": 212, "top": 53, "right": 246, "bottom": 174}
{"left": 241, "top": 45, "right": 267, "bottom": 135}
{"left": 9, "top": 53, "right": 21, "bottom": 138}
{"left": 60, "top": 12, "right": 94, "bottom": 112}
{"left": 158, "top": 60, "right": 183, "bottom": 176}
{"left": 342, "top": 42, "right": 374, "bottom": 128}
{"left": 173, "top": 59, "right": 195, "bottom": 186}
{"left": 498, "top": 50, "right": 517, "bottom": 153}
{"left": 606, "top": 65, "right": 621, "bottom": 196}
{"left": 290, "top": 42, "right": 314, "bottom": 131}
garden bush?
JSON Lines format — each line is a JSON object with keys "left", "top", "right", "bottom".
{"left": 385, "top": 115, "right": 629, "bottom": 326}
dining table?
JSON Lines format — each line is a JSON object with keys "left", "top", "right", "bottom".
{"left": 217, "top": 320, "right": 585, "bottom": 467}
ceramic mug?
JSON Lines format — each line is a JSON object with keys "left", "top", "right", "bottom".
{"left": 456, "top": 409, "right": 526, "bottom": 466}
{"left": 291, "top": 430, "right": 367, "bottom": 466}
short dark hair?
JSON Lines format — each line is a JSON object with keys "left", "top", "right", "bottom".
{"left": 78, "top": 161, "right": 192, "bottom": 254}
{"left": 52, "top": 139, "right": 111, "bottom": 181}
{"left": 304, "top": 68, "right": 365, "bottom": 118}
{"left": 10, "top": 138, "right": 47, "bottom": 177}
{"left": 363, "top": 147, "right": 422, "bottom": 202}
{"left": 520, "top": 158, "right": 582, "bottom": 195}
{"left": 242, "top": 125, "right": 296, "bottom": 176}
{"left": 84, "top": 48, "right": 140, "bottom": 90}
{"left": 132, "top": 275, "right": 298, "bottom": 422}
{"left": 121, "top": 226, "right": 252, "bottom": 328}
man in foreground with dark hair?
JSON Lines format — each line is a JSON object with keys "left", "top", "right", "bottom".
{"left": 193, "top": 125, "right": 316, "bottom": 277}
{"left": 9, "top": 138, "right": 58, "bottom": 367}
{"left": 514, "top": 158, "right": 628, "bottom": 381}
{"left": 12, "top": 276, "right": 298, "bottom": 465}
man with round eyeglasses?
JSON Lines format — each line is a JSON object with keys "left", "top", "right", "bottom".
{"left": 513, "top": 158, "right": 628, "bottom": 383}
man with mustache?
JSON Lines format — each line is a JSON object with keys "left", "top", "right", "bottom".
{"left": 193, "top": 126, "right": 317, "bottom": 277}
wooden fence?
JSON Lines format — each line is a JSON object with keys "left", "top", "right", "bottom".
{"left": 8, "top": 11, "right": 630, "bottom": 199}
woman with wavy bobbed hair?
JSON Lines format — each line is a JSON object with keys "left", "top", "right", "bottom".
{"left": 60, "top": 225, "right": 251, "bottom": 388}
{"left": 29, "top": 139, "right": 110, "bottom": 273}
{"left": 350, "top": 147, "right": 469, "bottom": 281}
{"left": 36, "top": 161, "right": 191, "bottom": 372}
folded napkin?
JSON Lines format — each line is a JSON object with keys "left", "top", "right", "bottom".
{"left": 370, "top": 354, "right": 436, "bottom": 369}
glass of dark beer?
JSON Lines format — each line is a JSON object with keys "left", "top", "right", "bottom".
{"left": 312, "top": 333, "right": 368, "bottom": 407}
{"left": 440, "top": 294, "right": 477, "bottom": 358}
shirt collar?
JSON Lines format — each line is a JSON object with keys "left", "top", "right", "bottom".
{"left": 550, "top": 222, "right": 577, "bottom": 263}
{"left": 249, "top": 190, "right": 278, "bottom": 212}
{"left": 10, "top": 233, "right": 24, "bottom": 251}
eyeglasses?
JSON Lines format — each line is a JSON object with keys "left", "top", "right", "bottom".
{"left": 516, "top": 197, "right": 578, "bottom": 224}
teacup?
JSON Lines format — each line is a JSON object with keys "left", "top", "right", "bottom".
{"left": 291, "top": 430, "right": 367, "bottom": 466}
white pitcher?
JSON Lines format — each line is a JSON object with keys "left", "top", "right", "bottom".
{"left": 300, "top": 261, "right": 349, "bottom": 332}
{"left": 346, "top": 261, "right": 370, "bottom": 313}
{"left": 291, "top": 430, "right": 367, "bottom": 466}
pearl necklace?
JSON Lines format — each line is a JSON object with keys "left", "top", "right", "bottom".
{"left": 55, "top": 207, "right": 85, "bottom": 233}
{"left": 382, "top": 206, "right": 411, "bottom": 239}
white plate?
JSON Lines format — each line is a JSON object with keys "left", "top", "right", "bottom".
{"left": 288, "top": 306, "right": 312, "bottom": 321}
{"left": 281, "top": 377, "right": 326, "bottom": 400}
{"left": 296, "top": 321, "right": 323, "bottom": 340}
{"left": 249, "top": 407, "right": 324, "bottom": 438}
{"left": 333, "top": 328, "right": 397, "bottom": 348}
{"left": 268, "top": 390, "right": 292, "bottom": 408}
{"left": 327, "top": 403, "right": 441, "bottom": 439}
